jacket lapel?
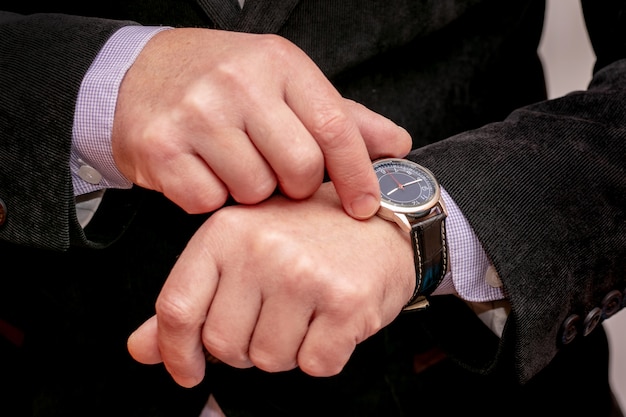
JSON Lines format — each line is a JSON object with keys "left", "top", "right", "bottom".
{"left": 195, "top": 0, "right": 299, "bottom": 33}
{"left": 195, "top": 0, "right": 242, "bottom": 29}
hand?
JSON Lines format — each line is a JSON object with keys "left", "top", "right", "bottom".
{"left": 127, "top": 182, "right": 416, "bottom": 388}
{"left": 112, "top": 28, "right": 411, "bottom": 219}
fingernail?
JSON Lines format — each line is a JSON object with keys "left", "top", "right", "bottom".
{"left": 350, "top": 193, "right": 379, "bottom": 219}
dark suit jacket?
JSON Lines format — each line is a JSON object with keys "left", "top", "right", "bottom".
{"left": 0, "top": 1, "right": 624, "bottom": 416}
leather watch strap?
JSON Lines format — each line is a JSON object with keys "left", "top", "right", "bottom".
{"left": 403, "top": 206, "right": 448, "bottom": 311}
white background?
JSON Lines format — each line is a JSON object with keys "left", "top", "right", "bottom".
{"left": 538, "top": 0, "right": 625, "bottom": 409}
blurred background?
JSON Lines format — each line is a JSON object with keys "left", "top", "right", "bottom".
{"left": 538, "top": 0, "right": 625, "bottom": 409}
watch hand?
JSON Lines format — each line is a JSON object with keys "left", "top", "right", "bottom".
{"left": 383, "top": 171, "right": 405, "bottom": 196}
{"left": 387, "top": 178, "right": 422, "bottom": 195}
{"left": 388, "top": 173, "right": 404, "bottom": 189}
{"left": 401, "top": 179, "right": 422, "bottom": 187}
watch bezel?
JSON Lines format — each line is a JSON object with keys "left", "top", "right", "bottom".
{"left": 373, "top": 158, "right": 441, "bottom": 216}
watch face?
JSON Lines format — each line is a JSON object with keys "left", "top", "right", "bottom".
{"left": 373, "top": 158, "right": 440, "bottom": 216}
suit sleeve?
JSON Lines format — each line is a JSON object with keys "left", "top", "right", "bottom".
{"left": 407, "top": 2, "right": 626, "bottom": 384}
{"left": 0, "top": 12, "right": 136, "bottom": 250}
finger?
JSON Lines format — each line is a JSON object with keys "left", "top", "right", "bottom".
{"left": 296, "top": 314, "right": 360, "bottom": 377}
{"left": 246, "top": 285, "right": 313, "bottom": 373}
{"left": 343, "top": 99, "right": 413, "bottom": 159}
{"left": 112, "top": 108, "right": 232, "bottom": 214}
{"left": 201, "top": 270, "right": 259, "bottom": 369}
{"left": 127, "top": 315, "right": 163, "bottom": 364}
{"left": 197, "top": 127, "right": 279, "bottom": 205}
{"left": 244, "top": 101, "right": 325, "bottom": 201}
{"left": 284, "top": 78, "right": 382, "bottom": 220}
{"left": 154, "top": 233, "right": 220, "bottom": 388}
{"left": 139, "top": 151, "right": 230, "bottom": 214}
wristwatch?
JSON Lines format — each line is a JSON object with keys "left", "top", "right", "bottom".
{"left": 373, "top": 158, "right": 449, "bottom": 311}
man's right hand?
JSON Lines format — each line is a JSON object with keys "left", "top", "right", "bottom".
{"left": 112, "top": 28, "right": 412, "bottom": 219}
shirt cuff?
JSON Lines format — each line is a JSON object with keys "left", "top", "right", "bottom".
{"left": 71, "top": 25, "right": 173, "bottom": 196}
{"left": 431, "top": 187, "right": 506, "bottom": 302}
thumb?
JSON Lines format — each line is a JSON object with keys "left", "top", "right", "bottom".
{"left": 127, "top": 315, "right": 163, "bottom": 364}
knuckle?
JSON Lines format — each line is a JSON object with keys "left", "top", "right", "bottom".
{"left": 190, "top": 186, "right": 230, "bottom": 214}
{"left": 206, "top": 186, "right": 230, "bottom": 209}
{"left": 298, "top": 353, "right": 344, "bottom": 377}
{"left": 209, "top": 35, "right": 295, "bottom": 89}
{"left": 249, "top": 351, "right": 292, "bottom": 373}
{"left": 231, "top": 175, "right": 277, "bottom": 205}
{"left": 310, "top": 106, "right": 356, "bottom": 151}
{"left": 155, "top": 296, "right": 198, "bottom": 331}
{"left": 258, "top": 34, "right": 297, "bottom": 60}
{"left": 275, "top": 249, "right": 318, "bottom": 284}
{"left": 324, "top": 275, "right": 362, "bottom": 301}
{"left": 202, "top": 336, "right": 245, "bottom": 366}
{"left": 286, "top": 149, "right": 323, "bottom": 180}
{"left": 163, "top": 176, "right": 230, "bottom": 214}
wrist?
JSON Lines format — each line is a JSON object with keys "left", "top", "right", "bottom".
{"left": 372, "top": 158, "right": 449, "bottom": 311}
{"left": 71, "top": 25, "right": 170, "bottom": 196}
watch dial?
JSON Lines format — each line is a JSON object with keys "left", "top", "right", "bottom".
{"left": 373, "top": 158, "right": 439, "bottom": 214}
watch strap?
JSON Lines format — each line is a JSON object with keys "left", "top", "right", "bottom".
{"left": 403, "top": 205, "right": 448, "bottom": 311}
